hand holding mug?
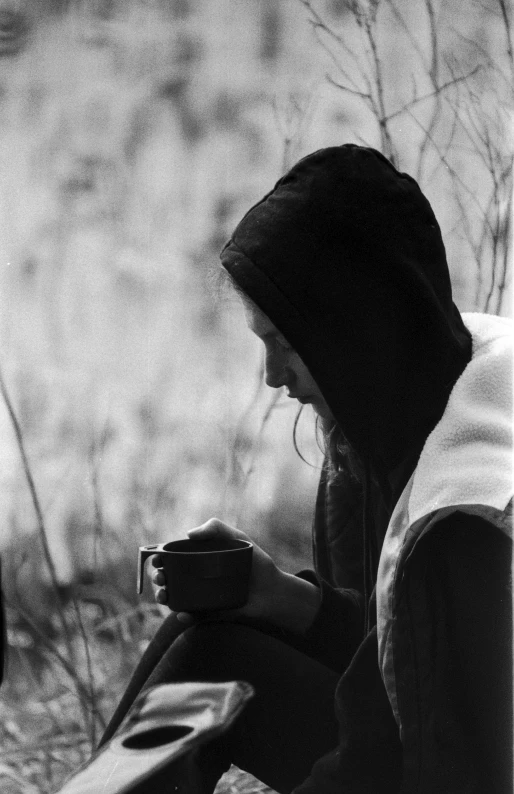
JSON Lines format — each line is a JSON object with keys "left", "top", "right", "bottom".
{"left": 149, "top": 518, "right": 284, "bottom": 624}
{"left": 144, "top": 518, "right": 322, "bottom": 635}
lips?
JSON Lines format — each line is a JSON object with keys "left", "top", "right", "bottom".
{"left": 287, "top": 393, "right": 313, "bottom": 404}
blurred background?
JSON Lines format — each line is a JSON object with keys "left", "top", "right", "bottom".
{"left": 0, "top": 1, "right": 511, "bottom": 792}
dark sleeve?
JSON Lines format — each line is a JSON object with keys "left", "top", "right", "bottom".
{"left": 429, "top": 512, "right": 513, "bottom": 793}
{"left": 292, "top": 513, "right": 512, "bottom": 794}
{"left": 296, "top": 569, "right": 364, "bottom": 673}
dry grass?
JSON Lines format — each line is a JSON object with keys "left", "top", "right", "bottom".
{"left": 1, "top": 596, "right": 280, "bottom": 793}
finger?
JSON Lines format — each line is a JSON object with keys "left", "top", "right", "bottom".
{"left": 203, "top": 608, "right": 241, "bottom": 622}
{"left": 151, "top": 554, "right": 163, "bottom": 569}
{"left": 155, "top": 587, "right": 168, "bottom": 605}
{"left": 152, "top": 569, "right": 165, "bottom": 587}
{"left": 188, "top": 518, "right": 248, "bottom": 542}
{"left": 176, "top": 612, "right": 195, "bottom": 625}
{"left": 181, "top": 608, "right": 241, "bottom": 624}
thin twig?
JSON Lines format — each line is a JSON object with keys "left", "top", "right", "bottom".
{"left": 383, "top": 66, "right": 482, "bottom": 123}
{"left": 70, "top": 596, "right": 106, "bottom": 744}
{"left": 299, "top": 0, "right": 369, "bottom": 93}
{"left": 494, "top": 189, "right": 512, "bottom": 314}
{"left": 497, "top": 0, "right": 514, "bottom": 74}
{"left": 235, "top": 389, "right": 283, "bottom": 526}
{"left": 363, "top": 17, "right": 396, "bottom": 163}
{"left": 0, "top": 368, "right": 73, "bottom": 653}
{"left": 325, "top": 74, "right": 372, "bottom": 101}
{"left": 384, "top": 0, "right": 428, "bottom": 71}
{"left": 3, "top": 593, "right": 97, "bottom": 720}
{"left": 414, "top": 0, "right": 443, "bottom": 181}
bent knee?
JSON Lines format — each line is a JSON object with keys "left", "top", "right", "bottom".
{"left": 178, "top": 620, "right": 265, "bottom": 655}
{"left": 167, "top": 621, "right": 284, "bottom": 684}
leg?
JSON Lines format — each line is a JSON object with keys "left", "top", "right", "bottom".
{"left": 144, "top": 621, "right": 340, "bottom": 794}
{"left": 100, "top": 611, "right": 188, "bottom": 747}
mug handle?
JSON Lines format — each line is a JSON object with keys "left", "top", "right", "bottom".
{"left": 137, "top": 545, "right": 161, "bottom": 595}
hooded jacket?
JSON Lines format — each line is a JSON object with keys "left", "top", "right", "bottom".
{"left": 221, "top": 146, "right": 512, "bottom": 792}
{"left": 221, "top": 145, "right": 472, "bottom": 476}
{"left": 375, "top": 310, "right": 512, "bottom": 793}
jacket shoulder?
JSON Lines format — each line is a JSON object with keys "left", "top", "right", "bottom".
{"left": 409, "top": 312, "right": 512, "bottom": 528}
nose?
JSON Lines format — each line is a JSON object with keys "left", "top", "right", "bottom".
{"left": 264, "top": 351, "right": 293, "bottom": 390}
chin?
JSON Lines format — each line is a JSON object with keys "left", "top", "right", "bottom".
{"left": 313, "top": 403, "right": 333, "bottom": 420}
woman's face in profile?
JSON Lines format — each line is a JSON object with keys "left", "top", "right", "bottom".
{"left": 243, "top": 299, "right": 333, "bottom": 420}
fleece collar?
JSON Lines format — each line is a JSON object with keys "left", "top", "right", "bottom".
{"left": 408, "top": 312, "right": 512, "bottom": 526}
{"left": 377, "top": 311, "right": 512, "bottom": 730}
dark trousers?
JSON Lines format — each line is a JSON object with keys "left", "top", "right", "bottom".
{"left": 100, "top": 614, "right": 340, "bottom": 793}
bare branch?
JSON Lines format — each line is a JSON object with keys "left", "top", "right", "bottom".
{"left": 426, "top": 0, "right": 439, "bottom": 85}
{"left": 424, "top": 100, "right": 460, "bottom": 186}
{"left": 70, "top": 596, "right": 106, "bottom": 744}
{"left": 326, "top": 73, "right": 372, "bottom": 101}
{"left": 363, "top": 17, "right": 397, "bottom": 162}
{"left": 304, "top": 0, "right": 511, "bottom": 313}
{"left": 299, "top": 0, "right": 350, "bottom": 48}
{"left": 383, "top": 0, "right": 428, "bottom": 72}
{"left": 497, "top": 0, "right": 514, "bottom": 74}
{"left": 414, "top": 0, "right": 444, "bottom": 181}
{"left": 484, "top": 214, "right": 502, "bottom": 313}
{"left": 3, "top": 593, "right": 98, "bottom": 732}
{"left": 383, "top": 65, "right": 482, "bottom": 123}
{"left": 0, "top": 370, "right": 71, "bottom": 648}
{"left": 301, "top": 0, "right": 369, "bottom": 94}
{"left": 405, "top": 105, "right": 496, "bottom": 242}
{"left": 494, "top": 193, "right": 512, "bottom": 314}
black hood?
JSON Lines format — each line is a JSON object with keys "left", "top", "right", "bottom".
{"left": 221, "top": 145, "right": 472, "bottom": 476}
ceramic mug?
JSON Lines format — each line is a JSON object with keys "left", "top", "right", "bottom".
{"left": 137, "top": 538, "right": 253, "bottom": 612}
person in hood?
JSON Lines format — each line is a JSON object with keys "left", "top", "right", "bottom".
{"left": 100, "top": 145, "right": 512, "bottom": 793}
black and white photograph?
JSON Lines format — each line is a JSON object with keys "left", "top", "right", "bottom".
{"left": 0, "top": 2, "right": 511, "bottom": 792}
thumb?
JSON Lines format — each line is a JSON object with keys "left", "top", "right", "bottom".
{"left": 187, "top": 518, "right": 249, "bottom": 543}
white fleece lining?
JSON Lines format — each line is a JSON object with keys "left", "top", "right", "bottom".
{"left": 409, "top": 312, "right": 512, "bottom": 527}
{"left": 377, "top": 312, "right": 513, "bottom": 728}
